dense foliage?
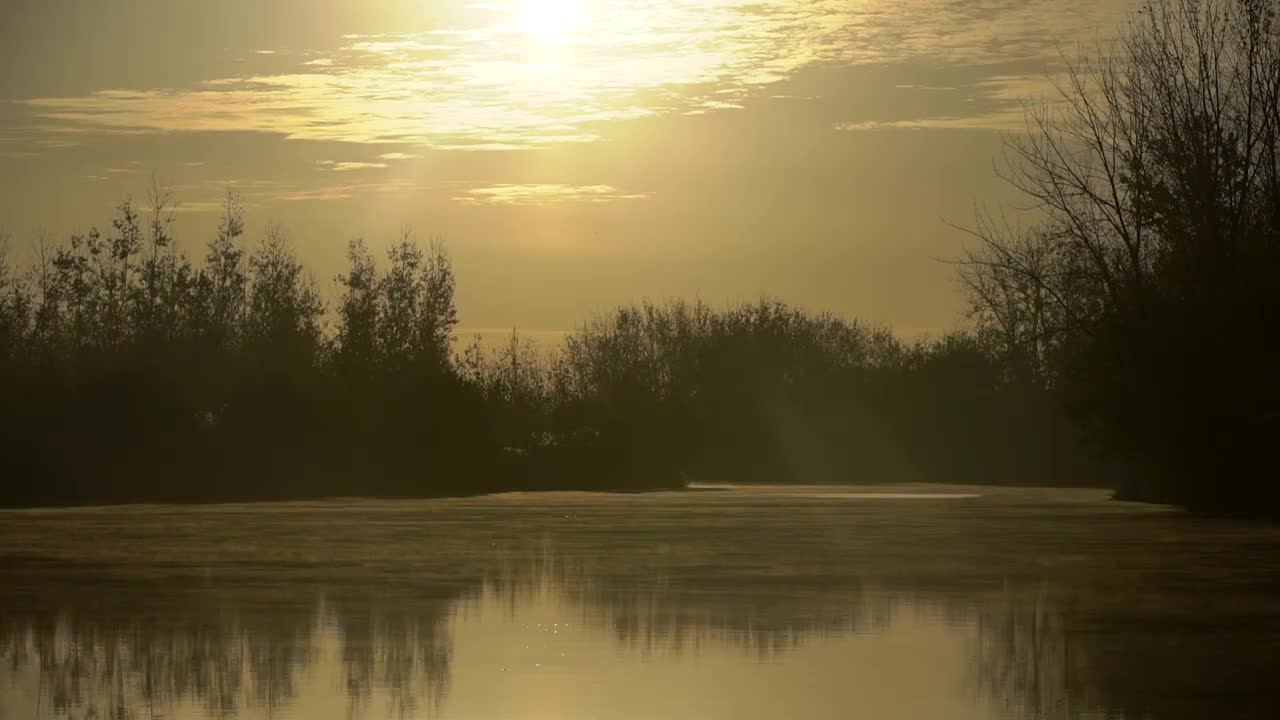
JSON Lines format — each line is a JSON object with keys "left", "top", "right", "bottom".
{"left": 0, "top": 189, "right": 1096, "bottom": 507}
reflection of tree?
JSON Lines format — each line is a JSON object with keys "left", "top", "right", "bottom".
{"left": 969, "top": 578, "right": 1280, "bottom": 720}
{"left": 27, "top": 550, "right": 1268, "bottom": 720}
{"left": 332, "top": 596, "right": 453, "bottom": 719}
{"left": 1, "top": 596, "right": 315, "bottom": 717}
{"left": 475, "top": 553, "right": 904, "bottom": 660}
{"left": 2, "top": 551, "right": 968, "bottom": 718}
{"left": 969, "top": 585, "right": 1095, "bottom": 720}
{"left": 1062, "top": 603, "right": 1280, "bottom": 720}
{"left": 0, "top": 562, "right": 457, "bottom": 720}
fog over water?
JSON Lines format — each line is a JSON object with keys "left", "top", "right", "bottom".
{"left": 3, "top": 485, "right": 1279, "bottom": 720}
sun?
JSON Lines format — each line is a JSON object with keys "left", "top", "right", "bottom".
{"left": 516, "top": 0, "right": 585, "bottom": 46}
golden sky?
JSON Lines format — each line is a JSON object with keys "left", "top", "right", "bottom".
{"left": 0, "top": 0, "right": 1138, "bottom": 335}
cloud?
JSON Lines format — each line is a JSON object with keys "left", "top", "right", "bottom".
{"left": 271, "top": 178, "right": 418, "bottom": 202}
{"left": 834, "top": 113, "right": 1025, "bottom": 132}
{"left": 0, "top": 134, "right": 47, "bottom": 158}
{"left": 18, "top": 0, "right": 1139, "bottom": 149}
{"left": 834, "top": 73, "right": 1061, "bottom": 132}
{"left": 277, "top": 187, "right": 358, "bottom": 201}
{"left": 316, "top": 160, "right": 389, "bottom": 171}
{"left": 455, "top": 184, "right": 650, "bottom": 206}
{"left": 378, "top": 152, "right": 423, "bottom": 160}
{"left": 345, "top": 40, "right": 451, "bottom": 54}
{"left": 169, "top": 201, "right": 230, "bottom": 213}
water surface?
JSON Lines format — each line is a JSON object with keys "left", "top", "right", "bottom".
{"left": 2, "top": 484, "right": 1278, "bottom": 719}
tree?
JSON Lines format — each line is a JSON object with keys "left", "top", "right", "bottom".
{"left": 334, "top": 238, "right": 380, "bottom": 380}
{"left": 416, "top": 238, "right": 458, "bottom": 374}
{"left": 960, "top": 0, "right": 1280, "bottom": 511}
{"left": 458, "top": 330, "right": 553, "bottom": 449}
{"left": 377, "top": 232, "right": 457, "bottom": 378}
{"left": 196, "top": 188, "right": 248, "bottom": 351}
{"left": 0, "top": 231, "right": 31, "bottom": 368}
{"left": 130, "top": 179, "right": 195, "bottom": 360}
{"left": 244, "top": 224, "right": 323, "bottom": 371}
{"left": 95, "top": 198, "right": 145, "bottom": 352}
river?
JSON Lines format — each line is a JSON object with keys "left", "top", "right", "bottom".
{"left": 2, "top": 484, "right": 1277, "bottom": 719}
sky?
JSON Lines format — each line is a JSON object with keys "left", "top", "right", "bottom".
{"left": 0, "top": 0, "right": 1140, "bottom": 337}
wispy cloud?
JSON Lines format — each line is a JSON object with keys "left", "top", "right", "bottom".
{"left": 272, "top": 178, "right": 419, "bottom": 202}
{"left": 0, "top": 136, "right": 41, "bottom": 159}
{"left": 379, "top": 152, "right": 423, "bottom": 161}
{"left": 835, "top": 73, "right": 1062, "bottom": 132}
{"left": 834, "top": 116, "right": 1018, "bottom": 131}
{"left": 317, "top": 160, "right": 390, "bottom": 171}
{"left": 18, "top": 0, "right": 1138, "bottom": 149}
{"left": 276, "top": 188, "right": 358, "bottom": 202}
{"left": 136, "top": 177, "right": 419, "bottom": 208}
{"left": 170, "top": 201, "right": 230, "bottom": 213}
{"left": 455, "top": 184, "right": 650, "bottom": 206}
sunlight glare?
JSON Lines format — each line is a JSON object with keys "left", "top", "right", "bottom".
{"left": 517, "top": 0, "right": 585, "bottom": 46}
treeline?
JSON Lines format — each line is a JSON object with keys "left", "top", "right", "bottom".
{"left": 960, "top": 0, "right": 1280, "bottom": 515}
{"left": 0, "top": 189, "right": 513, "bottom": 506}
{"left": 467, "top": 302, "right": 1097, "bottom": 489}
{"left": 0, "top": 189, "right": 1098, "bottom": 507}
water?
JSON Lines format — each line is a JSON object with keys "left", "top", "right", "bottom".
{"left": 2, "top": 484, "right": 1278, "bottom": 720}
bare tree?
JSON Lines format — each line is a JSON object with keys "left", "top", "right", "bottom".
{"left": 964, "top": 0, "right": 1279, "bottom": 345}
{"left": 0, "top": 229, "right": 31, "bottom": 366}
{"left": 959, "top": 0, "right": 1280, "bottom": 506}
{"left": 202, "top": 188, "right": 248, "bottom": 346}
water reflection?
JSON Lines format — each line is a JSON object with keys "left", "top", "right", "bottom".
{"left": 3, "top": 488, "right": 1279, "bottom": 719}
{"left": 3, "top": 563, "right": 1094, "bottom": 720}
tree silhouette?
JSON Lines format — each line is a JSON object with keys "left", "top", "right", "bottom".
{"left": 960, "top": 0, "right": 1280, "bottom": 513}
{"left": 0, "top": 182, "right": 1111, "bottom": 507}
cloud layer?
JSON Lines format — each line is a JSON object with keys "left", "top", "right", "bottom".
{"left": 455, "top": 184, "right": 649, "bottom": 206}
{"left": 18, "top": 0, "right": 1136, "bottom": 149}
